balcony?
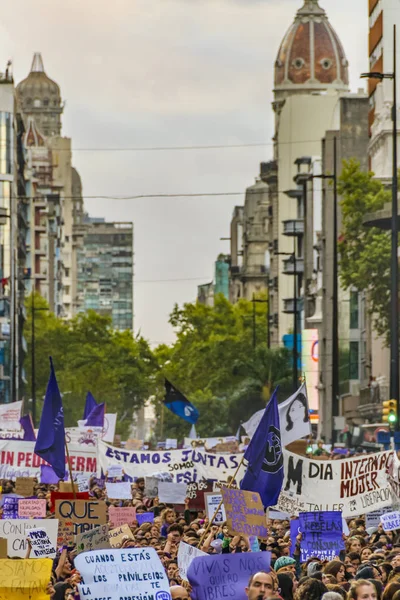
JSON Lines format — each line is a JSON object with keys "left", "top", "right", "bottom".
{"left": 35, "top": 244, "right": 48, "bottom": 256}
{"left": 358, "top": 383, "right": 389, "bottom": 420}
{"left": 282, "top": 256, "right": 304, "bottom": 275}
{"left": 241, "top": 265, "right": 268, "bottom": 279}
{"left": 283, "top": 298, "right": 302, "bottom": 314}
{"left": 283, "top": 219, "right": 304, "bottom": 237}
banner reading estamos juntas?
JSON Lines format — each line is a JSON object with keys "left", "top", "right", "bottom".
{"left": 97, "top": 440, "right": 246, "bottom": 483}
{"left": 276, "top": 449, "right": 394, "bottom": 517}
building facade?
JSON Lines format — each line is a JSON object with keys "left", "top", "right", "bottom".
{"left": 77, "top": 218, "right": 134, "bottom": 331}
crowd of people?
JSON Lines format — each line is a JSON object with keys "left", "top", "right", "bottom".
{"left": 2, "top": 473, "right": 400, "bottom": 600}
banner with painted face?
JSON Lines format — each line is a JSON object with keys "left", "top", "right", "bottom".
{"left": 0, "top": 440, "right": 97, "bottom": 480}
{"left": 97, "top": 440, "right": 246, "bottom": 483}
{"left": 275, "top": 450, "right": 393, "bottom": 517}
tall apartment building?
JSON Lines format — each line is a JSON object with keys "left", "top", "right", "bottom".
{"left": 77, "top": 218, "right": 134, "bottom": 331}
{"left": 16, "top": 54, "right": 84, "bottom": 319}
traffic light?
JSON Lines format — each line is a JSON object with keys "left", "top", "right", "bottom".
{"left": 382, "top": 400, "right": 398, "bottom": 426}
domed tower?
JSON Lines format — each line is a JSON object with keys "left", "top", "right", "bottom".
{"left": 16, "top": 53, "right": 63, "bottom": 137}
{"left": 274, "top": 0, "right": 349, "bottom": 103}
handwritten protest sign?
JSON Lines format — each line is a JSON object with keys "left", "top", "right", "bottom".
{"left": 55, "top": 499, "right": 107, "bottom": 535}
{"left": 18, "top": 499, "right": 46, "bottom": 519}
{"left": 27, "top": 528, "right": 56, "bottom": 558}
{"left": 158, "top": 481, "right": 187, "bottom": 504}
{"left": 75, "top": 473, "right": 89, "bottom": 492}
{"left": 178, "top": 541, "right": 207, "bottom": 581}
{"left": 76, "top": 525, "right": 110, "bottom": 554}
{"left": 136, "top": 512, "right": 154, "bottom": 526}
{"left": 298, "top": 511, "right": 344, "bottom": 562}
{"left": 107, "top": 465, "right": 123, "bottom": 479}
{"left": 105, "top": 482, "right": 132, "bottom": 500}
{"left": 76, "top": 547, "right": 170, "bottom": 600}
{"left": 0, "top": 558, "right": 53, "bottom": 600}
{"left": 186, "top": 480, "right": 212, "bottom": 510}
{"left": 204, "top": 492, "right": 226, "bottom": 524}
{"left": 187, "top": 552, "right": 271, "bottom": 600}
{"left": 50, "top": 491, "right": 89, "bottom": 513}
{"left": 221, "top": 488, "right": 267, "bottom": 538}
{"left": 0, "top": 519, "right": 59, "bottom": 558}
{"left": 108, "top": 524, "right": 134, "bottom": 548}
{"left": 57, "top": 520, "right": 74, "bottom": 547}
{"left": 381, "top": 511, "right": 400, "bottom": 531}
{"left": 2, "top": 496, "right": 19, "bottom": 519}
{"left": 366, "top": 507, "right": 396, "bottom": 529}
{"left": 108, "top": 506, "right": 136, "bottom": 529}
{"left": 15, "top": 477, "right": 35, "bottom": 497}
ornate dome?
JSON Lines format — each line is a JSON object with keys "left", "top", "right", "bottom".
{"left": 274, "top": 0, "right": 349, "bottom": 95}
{"left": 16, "top": 53, "right": 63, "bottom": 136}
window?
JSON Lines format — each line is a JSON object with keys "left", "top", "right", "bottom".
{"left": 349, "top": 342, "right": 359, "bottom": 380}
{"left": 350, "top": 291, "right": 359, "bottom": 329}
{"left": 33, "top": 99, "right": 41, "bottom": 108}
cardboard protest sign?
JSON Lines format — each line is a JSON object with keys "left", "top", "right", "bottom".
{"left": 136, "top": 512, "right": 154, "bottom": 526}
{"left": 15, "top": 477, "right": 35, "bottom": 497}
{"left": 178, "top": 541, "right": 207, "bottom": 581}
{"left": 158, "top": 481, "right": 187, "bottom": 504}
{"left": 144, "top": 476, "right": 159, "bottom": 498}
{"left": 27, "top": 528, "right": 57, "bottom": 558}
{"left": 0, "top": 539, "right": 6, "bottom": 559}
{"left": 221, "top": 488, "right": 267, "bottom": 537}
{"left": 108, "top": 523, "right": 134, "bottom": 548}
{"left": 55, "top": 499, "right": 107, "bottom": 535}
{"left": 0, "top": 519, "right": 59, "bottom": 558}
{"left": 204, "top": 492, "right": 226, "bottom": 524}
{"left": 76, "top": 547, "right": 170, "bottom": 600}
{"left": 0, "top": 557, "right": 52, "bottom": 600}
{"left": 2, "top": 496, "right": 19, "bottom": 519}
{"left": 188, "top": 552, "right": 271, "bottom": 600}
{"left": 76, "top": 524, "right": 110, "bottom": 554}
{"left": 125, "top": 439, "right": 143, "bottom": 450}
{"left": 381, "top": 511, "right": 400, "bottom": 531}
{"left": 59, "top": 482, "right": 78, "bottom": 493}
{"left": 215, "top": 441, "right": 239, "bottom": 453}
{"left": 277, "top": 449, "right": 393, "bottom": 518}
{"left": 57, "top": 520, "right": 74, "bottom": 547}
{"left": 108, "top": 506, "right": 136, "bottom": 529}
{"left": 105, "top": 482, "right": 132, "bottom": 500}
{"left": 18, "top": 499, "right": 46, "bottom": 519}
{"left": 298, "top": 511, "right": 344, "bottom": 562}
{"left": 107, "top": 465, "right": 123, "bottom": 479}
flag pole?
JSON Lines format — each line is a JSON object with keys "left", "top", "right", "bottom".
{"left": 64, "top": 439, "right": 76, "bottom": 499}
{"left": 198, "top": 455, "right": 245, "bottom": 549}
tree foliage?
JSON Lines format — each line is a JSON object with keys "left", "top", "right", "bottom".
{"left": 152, "top": 294, "right": 292, "bottom": 439}
{"left": 338, "top": 160, "right": 391, "bottom": 339}
{"left": 24, "top": 294, "right": 158, "bottom": 437}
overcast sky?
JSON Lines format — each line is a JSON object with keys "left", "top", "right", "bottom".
{"left": 1, "top": 0, "right": 367, "bottom": 345}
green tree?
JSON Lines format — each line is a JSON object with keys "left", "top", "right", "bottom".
{"left": 24, "top": 295, "right": 158, "bottom": 437}
{"left": 152, "top": 294, "right": 291, "bottom": 439}
{"left": 338, "top": 160, "right": 391, "bottom": 339}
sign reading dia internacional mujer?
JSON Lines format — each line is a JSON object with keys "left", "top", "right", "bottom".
{"left": 276, "top": 450, "right": 394, "bottom": 517}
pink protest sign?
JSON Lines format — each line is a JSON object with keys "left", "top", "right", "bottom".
{"left": 18, "top": 499, "right": 47, "bottom": 519}
{"left": 108, "top": 506, "right": 136, "bottom": 529}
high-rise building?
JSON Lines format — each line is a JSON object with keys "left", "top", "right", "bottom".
{"left": 77, "top": 219, "right": 134, "bottom": 331}
{"left": 16, "top": 54, "right": 85, "bottom": 319}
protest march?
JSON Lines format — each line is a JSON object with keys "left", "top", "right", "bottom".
{"left": 2, "top": 364, "right": 400, "bottom": 600}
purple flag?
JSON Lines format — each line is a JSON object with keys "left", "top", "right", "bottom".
{"left": 85, "top": 401, "right": 105, "bottom": 427}
{"left": 20, "top": 414, "right": 36, "bottom": 441}
{"left": 34, "top": 358, "right": 66, "bottom": 479}
{"left": 83, "top": 392, "right": 97, "bottom": 421}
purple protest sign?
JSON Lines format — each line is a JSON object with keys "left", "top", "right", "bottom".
{"left": 298, "top": 511, "right": 344, "bottom": 562}
{"left": 2, "top": 496, "right": 20, "bottom": 519}
{"left": 136, "top": 512, "right": 154, "bottom": 525}
{"left": 40, "top": 465, "right": 67, "bottom": 484}
{"left": 188, "top": 552, "right": 271, "bottom": 600}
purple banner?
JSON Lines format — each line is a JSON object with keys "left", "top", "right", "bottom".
{"left": 188, "top": 552, "right": 271, "bottom": 600}
{"left": 40, "top": 465, "right": 67, "bottom": 484}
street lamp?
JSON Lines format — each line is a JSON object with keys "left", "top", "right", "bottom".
{"left": 30, "top": 292, "right": 49, "bottom": 427}
{"left": 361, "top": 24, "right": 399, "bottom": 427}
{"left": 307, "top": 138, "right": 339, "bottom": 442}
{"left": 276, "top": 250, "right": 299, "bottom": 392}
